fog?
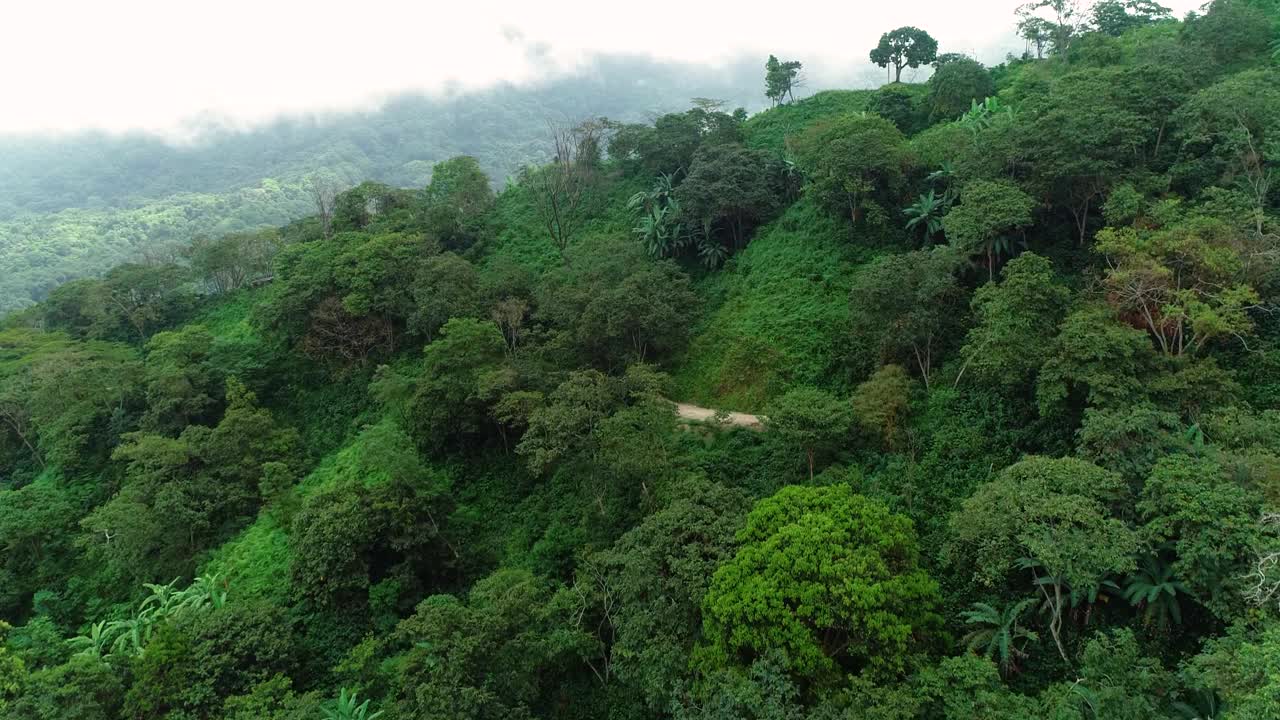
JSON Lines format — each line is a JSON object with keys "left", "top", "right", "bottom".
{"left": 3, "top": 0, "right": 1205, "bottom": 137}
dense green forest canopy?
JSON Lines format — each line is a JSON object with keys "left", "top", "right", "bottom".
{"left": 3, "top": 1, "right": 1280, "bottom": 718}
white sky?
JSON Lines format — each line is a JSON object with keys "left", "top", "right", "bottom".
{"left": 0, "top": 0, "right": 1205, "bottom": 136}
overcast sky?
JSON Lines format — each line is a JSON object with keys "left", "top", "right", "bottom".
{"left": 2, "top": 0, "right": 1205, "bottom": 136}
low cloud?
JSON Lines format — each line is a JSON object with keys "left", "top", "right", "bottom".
{"left": 3, "top": 0, "right": 1203, "bottom": 137}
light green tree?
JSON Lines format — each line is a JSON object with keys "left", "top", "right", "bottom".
{"left": 700, "top": 485, "right": 941, "bottom": 682}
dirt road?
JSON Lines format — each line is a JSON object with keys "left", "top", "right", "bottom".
{"left": 674, "top": 402, "right": 764, "bottom": 430}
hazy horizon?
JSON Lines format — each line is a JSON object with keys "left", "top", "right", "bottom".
{"left": 3, "top": 0, "right": 1206, "bottom": 140}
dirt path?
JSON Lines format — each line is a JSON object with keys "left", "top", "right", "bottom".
{"left": 674, "top": 402, "right": 764, "bottom": 430}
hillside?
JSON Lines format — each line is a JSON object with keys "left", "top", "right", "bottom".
{"left": 0, "top": 56, "right": 764, "bottom": 314}
{"left": 3, "top": 2, "right": 1280, "bottom": 719}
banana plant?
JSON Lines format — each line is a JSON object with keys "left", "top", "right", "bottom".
{"left": 1124, "top": 554, "right": 1189, "bottom": 629}
{"left": 176, "top": 572, "right": 228, "bottom": 612}
{"left": 904, "top": 189, "right": 947, "bottom": 240}
{"left": 960, "top": 599, "right": 1039, "bottom": 677}
{"left": 629, "top": 173, "right": 688, "bottom": 258}
{"left": 66, "top": 620, "right": 116, "bottom": 660}
{"left": 322, "top": 688, "right": 384, "bottom": 720}
{"left": 106, "top": 611, "right": 154, "bottom": 658}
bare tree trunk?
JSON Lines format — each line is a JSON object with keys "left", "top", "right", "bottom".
{"left": 308, "top": 175, "right": 339, "bottom": 240}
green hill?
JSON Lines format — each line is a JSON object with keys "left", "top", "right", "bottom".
{"left": 3, "top": 3, "right": 1280, "bottom": 718}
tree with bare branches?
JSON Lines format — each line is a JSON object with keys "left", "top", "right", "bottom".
{"left": 528, "top": 119, "right": 605, "bottom": 266}
{"left": 308, "top": 173, "right": 341, "bottom": 240}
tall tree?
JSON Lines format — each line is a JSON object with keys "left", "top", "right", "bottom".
{"left": 958, "top": 253, "right": 1070, "bottom": 390}
{"left": 848, "top": 248, "right": 967, "bottom": 389}
{"left": 764, "top": 55, "right": 803, "bottom": 105}
{"left": 942, "top": 180, "right": 1034, "bottom": 279}
{"left": 763, "top": 386, "right": 854, "bottom": 480}
{"left": 948, "top": 456, "right": 1137, "bottom": 660}
{"left": 792, "top": 113, "right": 912, "bottom": 225}
{"left": 700, "top": 485, "right": 941, "bottom": 682}
{"left": 869, "top": 27, "right": 939, "bottom": 83}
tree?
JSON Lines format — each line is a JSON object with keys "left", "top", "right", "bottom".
{"left": 536, "top": 239, "right": 697, "bottom": 368}
{"left": 590, "top": 480, "right": 749, "bottom": 711}
{"left": 942, "top": 180, "right": 1034, "bottom": 280}
{"left": 529, "top": 119, "right": 602, "bottom": 265}
{"left": 926, "top": 58, "right": 995, "bottom": 122}
{"left": 676, "top": 144, "right": 789, "bottom": 253}
{"left": 869, "top": 83, "right": 927, "bottom": 135}
{"left": 763, "top": 386, "right": 854, "bottom": 480}
{"left": 958, "top": 253, "right": 1070, "bottom": 390}
{"left": 408, "top": 252, "right": 482, "bottom": 341}
{"left": 700, "top": 485, "right": 941, "bottom": 682}
{"left": 388, "top": 569, "right": 590, "bottom": 720}
{"left": 1123, "top": 554, "right": 1189, "bottom": 628}
{"left": 792, "top": 113, "right": 912, "bottom": 225}
{"left": 422, "top": 156, "right": 494, "bottom": 250}
{"left": 139, "top": 324, "right": 223, "bottom": 434}
{"left": 948, "top": 457, "right": 1137, "bottom": 660}
{"left": 960, "top": 599, "right": 1038, "bottom": 678}
{"left": 1095, "top": 218, "right": 1260, "bottom": 356}
{"left": 187, "top": 229, "right": 280, "bottom": 294}
{"left": 764, "top": 55, "right": 803, "bottom": 105}
{"left": 1173, "top": 69, "right": 1280, "bottom": 235}
{"left": 869, "top": 27, "right": 939, "bottom": 83}
{"left": 408, "top": 318, "right": 508, "bottom": 452}
{"left": 1036, "top": 305, "right": 1155, "bottom": 417}
{"left": 1138, "top": 455, "right": 1264, "bottom": 618}
{"left": 851, "top": 364, "right": 914, "bottom": 450}
{"left": 1091, "top": 0, "right": 1172, "bottom": 36}
{"left": 849, "top": 248, "right": 967, "bottom": 389}
{"left": 307, "top": 173, "right": 341, "bottom": 240}
{"left": 903, "top": 189, "right": 948, "bottom": 240}
{"left": 289, "top": 422, "right": 453, "bottom": 608}
{"left": 1016, "top": 70, "right": 1147, "bottom": 244}
{"left": 1182, "top": 0, "right": 1274, "bottom": 66}
{"left": 1018, "top": 16, "right": 1056, "bottom": 58}
{"left": 1016, "top": 0, "right": 1087, "bottom": 57}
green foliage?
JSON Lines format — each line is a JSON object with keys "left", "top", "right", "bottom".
{"left": 590, "top": 480, "right": 748, "bottom": 711}
{"left": 700, "top": 484, "right": 941, "bottom": 682}
{"left": 948, "top": 456, "right": 1137, "bottom": 591}
{"left": 943, "top": 180, "right": 1034, "bottom": 279}
{"left": 848, "top": 248, "right": 968, "bottom": 387}
{"left": 960, "top": 253, "right": 1070, "bottom": 390}
{"left": 764, "top": 55, "right": 804, "bottom": 105}
{"left": 870, "top": 27, "right": 940, "bottom": 83}
{"left": 926, "top": 58, "right": 996, "bottom": 122}
{"left": 793, "top": 113, "right": 913, "bottom": 225}
{"left": 322, "top": 687, "right": 384, "bottom": 720}
{"left": 1095, "top": 217, "right": 1260, "bottom": 356}
{"left": 851, "top": 364, "right": 914, "bottom": 450}
{"left": 1137, "top": 455, "right": 1264, "bottom": 617}
{"left": 763, "top": 386, "right": 854, "bottom": 479}
{"left": 676, "top": 144, "right": 791, "bottom": 258}
{"left": 741, "top": 90, "right": 872, "bottom": 152}
{"left": 674, "top": 199, "right": 861, "bottom": 409}
{"left": 960, "top": 599, "right": 1039, "bottom": 677}
{"left": 5, "top": 16, "right": 1280, "bottom": 717}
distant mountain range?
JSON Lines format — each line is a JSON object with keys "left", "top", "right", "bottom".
{"left": 0, "top": 55, "right": 770, "bottom": 313}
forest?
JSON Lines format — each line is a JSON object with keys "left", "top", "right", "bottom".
{"left": 1, "top": 0, "right": 1280, "bottom": 717}
{"left": 0, "top": 56, "right": 762, "bottom": 315}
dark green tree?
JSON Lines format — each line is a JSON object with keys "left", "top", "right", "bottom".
{"left": 764, "top": 55, "right": 803, "bottom": 105}
{"left": 869, "top": 27, "right": 940, "bottom": 83}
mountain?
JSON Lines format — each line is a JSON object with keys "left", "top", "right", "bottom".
{"left": 0, "top": 55, "right": 765, "bottom": 313}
